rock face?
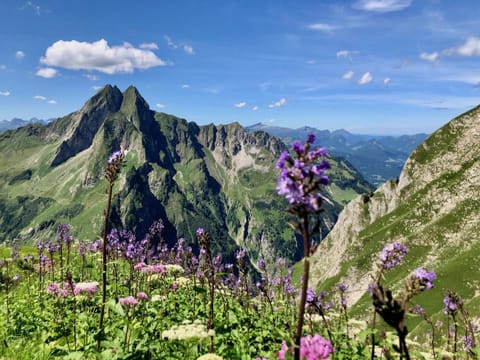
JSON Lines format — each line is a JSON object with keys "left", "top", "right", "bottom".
{"left": 309, "top": 105, "right": 480, "bottom": 314}
{"left": 0, "top": 85, "right": 372, "bottom": 265}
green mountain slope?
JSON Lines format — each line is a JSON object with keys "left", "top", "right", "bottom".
{"left": 309, "top": 104, "right": 480, "bottom": 328}
{"left": 0, "top": 85, "right": 372, "bottom": 264}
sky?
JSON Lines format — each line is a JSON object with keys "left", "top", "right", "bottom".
{"left": 1, "top": 0, "right": 480, "bottom": 134}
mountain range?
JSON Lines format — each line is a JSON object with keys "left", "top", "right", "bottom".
{"left": 309, "top": 104, "right": 480, "bottom": 331}
{"left": 0, "top": 85, "right": 372, "bottom": 265}
{"left": 245, "top": 123, "right": 428, "bottom": 187}
{"left": 0, "top": 117, "right": 50, "bottom": 132}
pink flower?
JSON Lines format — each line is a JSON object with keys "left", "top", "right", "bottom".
{"left": 136, "top": 291, "right": 148, "bottom": 300}
{"left": 119, "top": 296, "right": 138, "bottom": 307}
{"left": 299, "top": 334, "right": 334, "bottom": 360}
{"left": 278, "top": 340, "right": 289, "bottom": 360}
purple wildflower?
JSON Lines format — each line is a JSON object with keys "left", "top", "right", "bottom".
{"left": 108, "top": 151, "right": 122, "bottom": 164}
{"left": 196, "top": 227, "right": 205, "bottom": 236}
{"left": 12, "top": 274, "right": 20, "bottom": 281}
{"left": 443, "top": 290, "right": 463, "bottom": 316}
{"left": 306, "top": 133, "right": 316, "bottom": 144}
{"left": 412, "top": 268, "right": 436, "bottom": 290}
{"left": 379, "top": 242, "right": 408, "bottom": 270}
{"left": 410, "top": 304, "right": 425, "bottom": 316}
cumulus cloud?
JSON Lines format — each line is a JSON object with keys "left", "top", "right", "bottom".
{"left": 358, "top": 72, "right": 373, "bottom": 85}
{"left": 92, "top": 86, "right": 102, "bottom": 91}
{"left": 16, "top": 51, "right": 25, "bottom": 59}
{"left": 419, "top": 51, "right": 439, "bottom": 63}
{"left": 308, "top": 23, "right": 338, "bottom": 32}
{"left": 36, "top": 67, "right": 58, "bottom": 78}
{"left": 0, "top": 91, "right": 10, "bottom": 96}
{"left": 47, "top": 99, "right": 57, "bottom": 104}
{"left": 268, "top": 98, "right": 287, "bottom": 108}
{"left": 445, "top": 36, "right": 480, "bottom": 56}
{"left": 342, "top": 71, "right": 355, "bottom": 80}
{"left": 383, "top": 78, "right": 392, "bottom": 86}
{"left": 353, "top": 0, "right": 412, "bottom": 13}
{"left": 234, "top": 102, "right": 247, "bottom": 108}
{"left": 181, "top": 84, "right": 190, "bottom": 89}
{"left": 140, "top": 42, "right": 159, "bottom": 50}
{"left": 252, "top": 105, "right": 259, "bottom": 111}
{"left": 39, "top": 39, "right": 168, "bottom": 74}
{"left": 183, "top": 45, "right": 195, "bottom": 55}
{"left": 156, "top": 103, "right": 166, "bottom": 109}
{"left": 34, "top": 95, "right": 47, "bottom": 100}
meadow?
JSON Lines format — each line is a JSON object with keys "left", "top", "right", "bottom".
{"left": 0, "top": 136, "right": 477, "bottom": 359}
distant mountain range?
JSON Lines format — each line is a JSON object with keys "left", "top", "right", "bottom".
{"left": 245, "top": 123, "right": 428, "bottom": 187}
{"left": 0, "top": 118, "right": 52, "bottom": 132}
{"left": 309, "top": 104, "right": 480, "bottom": 333}
{"left": 0, "top": 85, "right": 372, "bottom": 265}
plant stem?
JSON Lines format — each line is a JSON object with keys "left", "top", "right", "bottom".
{"left": 294, "top": 214, "right": 310, "bottom": 360}
{"left": 97, "top": 181, "right": 114, "bottom": 351}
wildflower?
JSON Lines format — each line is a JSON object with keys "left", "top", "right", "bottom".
{"left": 276, "top": 136, "right": 329, "bottom": 212}
{"left": 196, "top": 227, "right": 205, "bottom": 236}
{"left": 461, "top": 335, "right": 475, "bottom": 352}
{"left": 411, "top": 268, "right": 436, "bottom": 290}
{"left": 162, "top": 321, "right": 214, "bottom": 341}
{"left": 12, "top": 274, "right": 19, "bottom": 282}
{"left": 410, "top": 304, "right": 425, "bottom": 316}
{"left": 278, "top": 340, "right": 290, "bottom": 360}
{"left": 196, "top": 354, "right": 223, "bottom": 360}
{"left": 379, "top": 242, "right": 408, "bottom": 270}
{"left": 443, "top": 290, "right": 463, "bottom": 316}
{"left": 75, "top": 281, "right": 98, "bottom": 295}
{"left": 300, "top": 334, "right": 335, "bottom": 360}
{"left": 119, "top": 296, "right": 138, "bottom": 307}
{"left": 136, "top": 292, "right": 148, "bottom": 300}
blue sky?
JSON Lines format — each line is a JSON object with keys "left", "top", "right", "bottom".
{"left": 1, "top": 0, "right": 480, "bottom": 134}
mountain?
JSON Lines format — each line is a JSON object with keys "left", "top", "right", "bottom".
{"left": 309, "top": 104, "right": 480, "bottom": 326}
{"left": 245, "top": 123, "right": 428, "bottom": 187}
{"left": 0, "top": 117, "right": 50, "bottom": 132}
{"left": 0, "top": 85, "right": 372, "bottom": 265}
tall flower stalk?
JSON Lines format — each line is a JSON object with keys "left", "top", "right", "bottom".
{"left": 276, "top": 134, "right": 330, "bottom": 360}
{"left": 97, "top": 150, "right": 124, "bottom": 350}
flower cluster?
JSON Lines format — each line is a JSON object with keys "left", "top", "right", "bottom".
{"left": 47, "top": 281, "right": 98, "bottom": 297}
{"left": 276, "top": 134, "right": 330, "bottom": 213}
{"left": 162, "top": 320, "right": 215, "bottom": 341}
{"left": 411, "top": 268, "right": 436, "bottom": 291}
{"left": 119, "top": 296, "right": 138, "bottom": 307}
{"left": 278, "top": 334, "right": 334, "bottom": 360}
{"left": 105, "top": 150, "right": 124, "bottom": 182}
{"left": 379, "top": 241, "right": 408, "bottom": 270}
{"left": 443, "top": 290, "right": 463, "bottom": 316}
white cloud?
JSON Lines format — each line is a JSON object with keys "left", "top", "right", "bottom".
{"left": 383, "top": 78, "right": 392, "bottom": 86}
{"left": 419, "top": 52, "right": 439, "bottom": 63}
{"left": 358, "top": 72, "right": 373, "bottom": 85}
{"left": 16, "top": 50, "right": 25, "bottom": 59}
{"left": 40, "top": 39, "right": 168, "bottom": 74}
{"left": 308, "top": 23, "right": 338, "bottom": 32}
{"left": 0, "top": 91, "right": 10, "bottom": 96}
{"left": 252, "top": 105, "right": 259, "bottom": 111}
{"left": 181, "top": 84, "right": 190, "bottom": 89}
{"left": 336, "top": 50, "right": 359, "bottom": 61}
{"left": 234, "top": 102, "right": 247, "bottom": 108}
{"left": 268, "top": 98, "right": 287, "bottom": 108}
{"left": 47, "top": 99, "right": 57, "bottom": 104}
{"left": 164, "top": 35, "right": 178, "bottom": 49}
{"left": 34, "top": 95, "right": 47, "bottom": 100}
{"left": 342, "top": 71, "right": 354, "bottom": 80}
{"left": 140, "top": 42, "right": 159, "bottom": 50}
{"left": 92, "top": 86, "right": 102, "bottom": 91}
{"left": 83, "top": 74, "right": 98, "bottom": 81}
{"left": 183, "top": 45, "right": 195, "bottom": 55}
{"left": 156, "top": 103, "right": 166, "bottom": 109}
{"left": 353, "top": 0, "right": 412, "bottom": 13}
{"left": 445, "top": 37, "right": 480, "bottom": 57}
{"left": 36, "top": 67, "right": 58, "bottom": 78}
